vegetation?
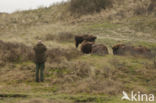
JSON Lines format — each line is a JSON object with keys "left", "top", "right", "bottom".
{"left": 70, "top": 0, "right": 113, "bottom": 14}
{"left": 0, "top": 0, "right": 156, "bottom": 103}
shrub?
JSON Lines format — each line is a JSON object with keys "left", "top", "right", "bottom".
{"left": 0, "top": 40, "right": 81, "bottom": 64}
{"left": 70, "top": 0, "right": 113, "bottom": 15}
{"left": 0, "top": 40, "right": 34, "bottom": 63}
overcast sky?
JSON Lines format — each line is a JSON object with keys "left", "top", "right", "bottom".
{"left": 0, "top": 0, "right": 68, "bottom": 13}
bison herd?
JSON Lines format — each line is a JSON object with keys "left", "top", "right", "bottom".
{"left": 75, "top": 35, "right": 152, "bottom": 57}
{"left": 75, "top": 35, "right": 108, "bottom": 56}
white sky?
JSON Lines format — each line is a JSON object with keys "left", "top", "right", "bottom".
{"left": 0, "top": 0, "right": 68, "bottom": 13}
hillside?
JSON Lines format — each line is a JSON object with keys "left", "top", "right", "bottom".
{"left": 0, "top": 0, "right": 156, "bottom": 103}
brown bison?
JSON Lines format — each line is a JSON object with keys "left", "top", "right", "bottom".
{"left": 133, "top": 46, "right": 152, "bottom": 57}
{"left": 75, "top": 35, "right": 97, "bottom": 48}
{"left": 92, "top": 44, "right": 109, "bottom": 56}
{"left": 80, "top": 41, "right": 109, "bottom": 55}
{"left": 80, "top": 41, "right": 94, "bottom": 54}
{"left": 112, "top": 44, "right": 128, "bottom": 55}
{"left": 112, "top": 44, "right": 152, "bottom": 57}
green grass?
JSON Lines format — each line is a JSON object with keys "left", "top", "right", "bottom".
{"left": 1, "top": 93, "right": 155, "bottom": 103}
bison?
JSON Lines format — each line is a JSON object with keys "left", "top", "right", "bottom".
{"left": 112, "top": 44, "right": 152, "bottom": 57}
{"left": 80, "top": 41, "right": 94, "bottom": 54}
{"left": 133, "top": 46, "right": 152, "bottom": 57}
{"left": 75, "top": 35, "right": 97, "bottom": 48}
{"left": 92, "top": 44, "right": 109, "bottom": 56}
{"left": 112, "top": 44, "right": 128, "bottom": 55}
{"left": 80, "top": 41, "right": 109, "bottom": 55}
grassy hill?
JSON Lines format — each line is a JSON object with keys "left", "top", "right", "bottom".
{"left": 0, "top": 0, "right": 156, "bottom": 103}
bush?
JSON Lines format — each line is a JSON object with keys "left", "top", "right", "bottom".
{"left": 70, "top": 0, "right": 113, "bottom": 15}
{"left": 0, "top": 40, "right": 34, "bottom": 63}
{"left": 0, "top": 40, "right": 81, "bottom": 64}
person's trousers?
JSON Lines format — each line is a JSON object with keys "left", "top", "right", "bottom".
{"left": 36, "top": 63, "right": 45, "bottom": 82}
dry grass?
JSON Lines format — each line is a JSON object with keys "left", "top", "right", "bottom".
{"left": 20, "top": 98, "right": 72, "bottom": 103}
{"left": 148, "top": 0, "right": 156, "bottom": 13}
{"left": 47, "top": 47, "right": 82, "bottom": 63}
{"left": 70, "top": 0, "right": 113, "bottom": 15}
{"left": 154, "top": 56, "right": 156, "bottom": 68}
{"left": 45, "top": 32, "right": 74, "bottom": 42}
{"left": 0, "top": 63, "right": 35, "bottom": 83}
{"left": 46, "top": 59, "right": 123, "bottom": 95}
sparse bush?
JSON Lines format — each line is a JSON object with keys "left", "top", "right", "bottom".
{"left": 70, "top": 0, "right": 113, "bottom": 15}
{"left": 0, "top": 40, "right": 34, "bottom": 63}
{"left": 0, "top": 40, "right": 81, "bottom": 64}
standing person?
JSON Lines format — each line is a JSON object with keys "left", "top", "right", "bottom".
{"left": 33, "top": 40, "right": 47, "bottom": 82}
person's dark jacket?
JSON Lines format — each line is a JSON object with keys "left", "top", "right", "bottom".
{"left": 33, "top": 43, "right": 47, "bottom": 63}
